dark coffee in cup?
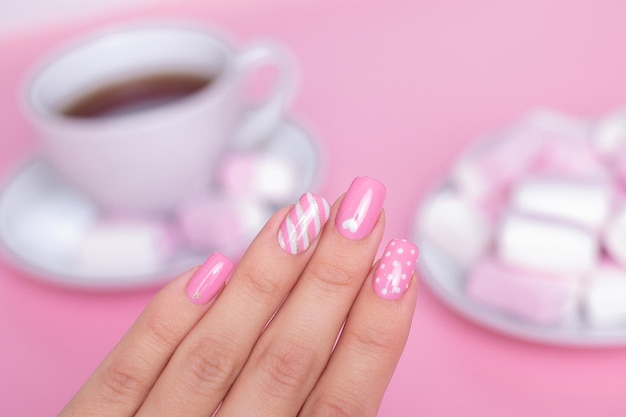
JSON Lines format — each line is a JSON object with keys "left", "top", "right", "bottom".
{"left": 61, "top": 72, "right": 214, "bottom": 118}
{"left": 26, "top": 25, "right": 296, "bottom": 212}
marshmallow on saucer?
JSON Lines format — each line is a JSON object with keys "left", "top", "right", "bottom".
{"left": 217, "top": 152, "right": 299, "bottom": 205}
{"left": 497, "top": 213, "right": 598, "bottom": 274}
{"left": 523, "top": 109, "right": 604, "bottom": 179}
{"left": 602, "top": 206, "right": 626, "bottom": 266}
{"left": 524, "top": 108, "right": 590, "bottom": 143}
{"left": 418, "top": 189, "right": 491, "bottom": 268}
{"left": 454, "top": 110, "right": 596, "bottom": 204}
{"left": 9, "top": 192, "right": 98, "bottom": 267}
{"left": 591, "top": 109, "right": 626, "bottom": 158}
{"left": 1, "top": 161, "right": 99, "bottom": 267}
{"left": 77, "top": 218, "right": 178, "bottom": 276}
{"left": 584, "top": 262, "right": 626, "bottom": 328}
{"left": 535, "top": 139, "right": 608, "bottom": 180}
{"left": 177, "top": 194, "right": 271, "bottom": 256}
{"left": 452, "top": 128, "right": 543, "bottom": 203}
{"left": 605, "top": 141, "right": 626, "bottom": 187}
{"left": 466, "top": 258, "right": 580, "bottom": 325}
{"left": 510, "top": 176, "right": 613, "bottom": 231}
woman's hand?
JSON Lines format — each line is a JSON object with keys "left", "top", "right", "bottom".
{"left": 59, "top": 176, "right": 419, "bottom": 417}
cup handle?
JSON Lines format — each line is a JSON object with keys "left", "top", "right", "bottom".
{"left": 232, "top": 41, "right": 298, "bottom": 148}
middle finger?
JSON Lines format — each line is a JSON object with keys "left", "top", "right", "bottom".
{"left": 137, "top": 192, "right": 330, "bottom": 417}
{"left": 218, "top": 176, "right": 386, "bottom": 416}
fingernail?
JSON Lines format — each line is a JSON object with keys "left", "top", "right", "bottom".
{"left": 186, "top": 253, "right": 234, "bottom": 304}
{"left": 373, "top": 239, "right": 419, "bottom": 300}
{"left": 336, "top": 176, "right": 386, "bottom": 240}
{"left": 278, "top": 192, "right": 330, "bottom": 254}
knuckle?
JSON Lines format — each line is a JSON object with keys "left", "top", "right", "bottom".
{"left": 99, "top": 360, "right": 148, "bottom": 404}
{"left": 256, "top": 338, "right": 318, "bottom": 398}
{"left": 308, "top": 394, "right": 367, "bottom": 417}
{"left": 307, "top": 256, "right": 360, "bottom": 294}
{"left": 240, "top": 264, "right": 283, "bottom": 302}
{"left": 183, "top": 337, "right": 240, "bottom": 392}
{"left": 346, "top": 323, "right": 396, "bottom": 357}
{"left": 143, "top": 309, "right": 180, "bottom": 349}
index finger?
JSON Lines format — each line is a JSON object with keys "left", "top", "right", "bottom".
{"left": 58, "top": 258, "right": 231, "bottom": 417}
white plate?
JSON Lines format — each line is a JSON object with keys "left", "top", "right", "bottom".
{"left": 0, "top": 119, "right": 321, "bottom": 289}
{"left": 414, "top": 184, "right": 626, "bottom": 347}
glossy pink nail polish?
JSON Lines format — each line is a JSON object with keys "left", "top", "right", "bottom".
{"left": 278, "top": 192, "right": 330, "bottom": 254}
{"left": 373, "top": 239, "right": 419, "bottom": 300}
{"left": 186, "top": 253, "right": 234, "bottom": 304}
{"left": 336, "top": 176, "right": 386, "bottom": 240}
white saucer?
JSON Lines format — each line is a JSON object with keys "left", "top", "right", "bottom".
{"left": 414, "top": 185, "right": 626, "bottom": 347}
{"left": 0, "top": 119, "right": 321, "bottom": 289}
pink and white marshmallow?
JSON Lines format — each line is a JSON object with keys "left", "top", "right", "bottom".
{"left": 510, "top": 176, "right": 613, "bottom": 231}
{"left": 452, "top": 128, "right": 543, "bottom": 204}
{"left": 497, "top": 213, "right": 598, "bottom": 274}
{"left": 418, "top": 189, "right": 491, "bottom": 268}
{"left": 524, "top": 108, "right": 590, "bottom": 143}
{"left": 217, "top": 152, "right": 300, "bottom": 204}
{"left": 602, "top": 205, "right": 626, "bottom": 267}
{"left": 591, "top": 109, "right": 626, "bottom": 158}
{"left": 583, "top": 262, "right": 626, "bottom": 328}
{"left": 177, "top": 194, "right": 271, "bottom": 256}
{"left": 466, "top": 258, "right": 580, "bottom": 325}
{"left": 77, "top": 217, "right": 178, "bottom": 276}
{"left": 534, "top": 139, "right": 608, "bottom": 180}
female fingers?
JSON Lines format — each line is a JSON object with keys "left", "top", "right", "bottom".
{"left": 58, "top": 254, "right": 234, "bottom": 417}
{"left": 300, "top": 239, "right": 419, "bottom": 417}
{"left": 217, "top": 177, "right": 388, "bottom": 416}
{"left": 60, "top": 176, "right": 417, "bottom": 417}
{"left": 136, "top": 193, "right": 331, "bottom": 417}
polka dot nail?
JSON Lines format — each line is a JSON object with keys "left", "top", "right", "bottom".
{"left": 373, "top": 238, "right": 419, "bottom": 300}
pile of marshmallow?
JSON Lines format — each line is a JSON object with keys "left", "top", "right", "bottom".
{"left": 419, "top": 109, "right": 626, "bottom": 328}
{"left": 15, "top": 146, "right": 302, "bottom": 278}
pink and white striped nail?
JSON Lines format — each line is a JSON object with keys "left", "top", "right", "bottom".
{"left": 373, "top": 239, "right": 419, "bottom": 300}
{"left": 278, "top": 192, "right": 330, "bottom": 255}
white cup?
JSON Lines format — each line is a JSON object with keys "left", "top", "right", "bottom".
{"left": 24, "top": 23, "right": 297, "bottom": 213}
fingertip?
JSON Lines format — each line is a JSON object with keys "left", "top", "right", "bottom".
{"left": 336, "top": 176, "right": 387, "bottom": 241}
{"left": 372, "top": 238, "right": 419, "bottom": 301}
{"left": 277, "top": 192, "right": 331, "bottom": 255}
{"left": 186, "top": 252, "right": 235, "bottom": 304}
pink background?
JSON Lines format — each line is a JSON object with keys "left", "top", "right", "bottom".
{"left": 2, "top": 0, "right": 626, "bottom": 415}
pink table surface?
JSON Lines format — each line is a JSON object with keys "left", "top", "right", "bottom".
{"left": 2, "top": 0, "right": 626, "bottom": 415}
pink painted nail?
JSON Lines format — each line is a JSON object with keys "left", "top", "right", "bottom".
{"left": 278, "top": 192, "right": 330, "bottom": 254}
{"left": 336, "top": 176, "right": 386, "bottom": 240}
{"left": 186, "top": 253, "right": 234, "bottom": 304}
{"left": 373, "top": 239, "right": 419, "bottom": 300}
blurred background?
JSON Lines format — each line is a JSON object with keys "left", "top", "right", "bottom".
{"left": 2, "top": 0, "right": 626, "bottom": 416}
{"left": 2, "top": 0, "right": 168, "bottom": 35}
